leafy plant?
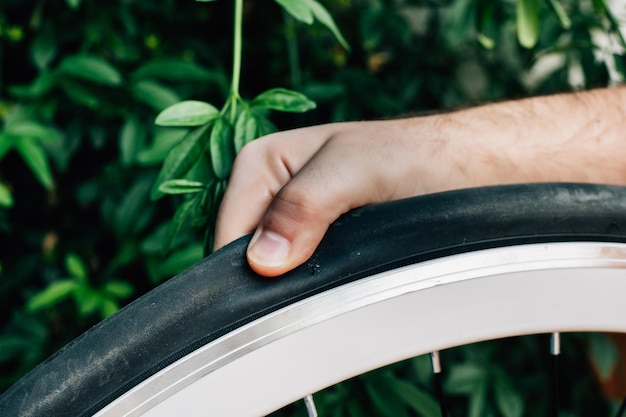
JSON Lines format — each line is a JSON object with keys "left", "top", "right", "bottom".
{"left": 1, "top": 1, "right": 625, "bottom": 415}
{"left": 26, "top": 252, "right": 133, "bottom": 319}
{"left": 152, "top": 0, "right": 344, "bottom": 254}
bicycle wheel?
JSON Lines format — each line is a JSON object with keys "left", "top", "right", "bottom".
{"left": 1, "top": 183, "right": 626, "bottom": 417}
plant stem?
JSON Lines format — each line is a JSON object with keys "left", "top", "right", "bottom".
{"left": 283, "top": 10, "right": 302, "bottom": 90}
{"left": 229, "top": 0, "right": 243, "bottom": 123}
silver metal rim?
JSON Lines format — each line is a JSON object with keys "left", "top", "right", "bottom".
{"left": 95, "top": 242, "right": 626, "bottom": 417}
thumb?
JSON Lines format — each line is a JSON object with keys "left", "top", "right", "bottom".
{"left": 242, "top": 122, "right": 409, "bottom": 277}
{"left": 244, "top": 132, "right": 379, "bottom": 276}
{"left": 246, "top": 185, "right": 340, "bottom": 277}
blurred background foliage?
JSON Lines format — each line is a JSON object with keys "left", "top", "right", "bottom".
{"left": 1, "top": 0, "right": 625, "bottom": 415}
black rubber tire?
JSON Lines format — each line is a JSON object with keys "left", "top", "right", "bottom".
{"left": 1, "top": 183, "right": 626, "bottom": 417}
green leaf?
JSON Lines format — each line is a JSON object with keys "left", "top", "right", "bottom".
{"left": 366, "top": 379, "right": 410, "bottom": 417}
{"left": 155, "top": 101, "right": 220, "bottom": 127}
{"left": 251, "top": 88, "right": 316, "bottom": 113}
{"left": 547, "top": 0, "right": 571, "bottom": 29}
{"left": 141, "top": 224, "right": 170, "bottom": 255}
{"left": 151, "top": 124, "right": 212, "bottom": 200}
{"left": 112, "top": 175, "right": 154, "bottom": 237}
{"left": 516, "top": 0, "right": 539, "bottom": 48}
{"left": 591, "top": 0, "right": 607, "bottom": 14}
{"left": 14, "top": 137, "right": 54, "bottom": 190}
{"left": 444, "top": 363, "right": 486, "bottom": 394}
{"left": 0, "top": 336, "right": 30, "bottom": 362}
{"left": 254, "top": 114, "right": 279, "bottom": 137}
{"left": 103, "top": 280, "right": 134, "bottom": 299}
{"left": 66, "top": 0, "right": 81, "bottom": 9}
{"left": 305, "top": 0, "right": 350, "bottom": 50}
{"left": 65, "top": 253, "right": 88, "bottom": 280}
{"left": 468, "top": 381, "right": 488, "bottom": 417}
{"left": 132, "top": 60, "right": 221, "bottom": 83}
{"left": 158, "top": 179, "right": 206, "bottom": 195}
{"left": 58, "top": 79, "right": 100, "bottom": 108}
{"left": 76, "top": 288, "right": 100, "bottom": 316}
{"left": 389, "top": 378, "right": 440, "bottom": 417}
{"left": 444, "top": 0, "right": 475, "bottom": 47}
{"left": 6, "top": 121, "right": 63, "bottom": 142}
{"left": 27, "top": 280, "right": 79, "bottom": 312}
{"left": 119, "top": 116, "right": 146, "bottom": 166}
{"left": 0, "top": 134, "right": 14, "bottom": 161}
{"left": 209, "top": 117, "right": 235, "bottom": 179}
{"left": 588, "top": 333, "right": 619, "bottom": 379}
{"left": 477, "top": 33, "right": 496, "bottom": 49}
{"left": 163, "top": 197, "right": 197, "bottom": 254}
{"left": 9, "top": 72, "right": 57, "bottom": 98}
{"left": 476, "top": 0, "right": 498, "bottom": 49}
{"left": 411, "top": 354, "right": 435, "bottom": 386}
{"left": 233, "top": 108, "right": 259, "bottom": 153}
{"left": 100, "top": 299, "right": 119, "bottom": 318}
{"left": 302, "top": 82, "right": 346, "bottom": 101}
{"left": 0, "top": 182, "right": 14, "bottom": 208}
{"left": 39, "top": 130, "right": 76, "bottom": 171}
{"left": 57, "top": 55, "right": 122, "bottom": 86}
{"left": 275, "top": 0, "right": 350, "bottom": 50}
{"left": 32, "top": 34, "right": 57, "bottom": 70}
{"left": 106, "top": 241, "right": 140, "bottom": 273}
{"left": 275, "top": 0, "right": 348, "bottom": 49}
{"left": 137, "top": 127, "right": 188, "bottom": 166}
{"left": 131, "top": 80, "right": 181, "bottom": 112}
{"left": 493, "top": 371, "right": 524, "bottom": 417}
{"left": 196, "top": 182, "right": 215, "bottom": 214}
{"left": 201, "top": 180, "right": 226, "bottom": 253}
{"left": 275, "top": 0, "right": 314, "bottom": 24}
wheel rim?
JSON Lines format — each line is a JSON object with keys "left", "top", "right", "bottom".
{"left": 96, "top": 241, "right": 626, "bottom": 417}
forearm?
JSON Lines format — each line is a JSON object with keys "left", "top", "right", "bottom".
{"left": 424, "top": 87, "right": 626, "bottom": 192}
{"left": 216, "top": 86, "right": 626, "bottom": 276}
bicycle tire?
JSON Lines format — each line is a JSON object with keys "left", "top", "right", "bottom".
{"left": 1, "top": 183, "right": 626, "bottom": 416}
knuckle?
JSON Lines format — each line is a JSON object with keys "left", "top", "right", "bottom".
{"left": 273, "top": 184, "right": 328, "bottom": 224}
{"left": 234, "top": 139, "right": 265, "bottom": 165}
{"left": 230, "top": 139, "right": 270, "bottom": 180}
{"left": 233, "top": 135, "right": 284, "bottom": 171}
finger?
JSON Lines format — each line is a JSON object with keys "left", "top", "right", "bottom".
{"left": 213, "top": 125, "right": 338, "bottom": 250}
{"left": 213, "top": 140, "right": 286, "bottom": 251}
{"left": 246, "top": 131, "right": 394, "bottom": 277}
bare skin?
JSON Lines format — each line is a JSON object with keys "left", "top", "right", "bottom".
{"left": 214, "top": 87, "right": 626, "bottom": 277}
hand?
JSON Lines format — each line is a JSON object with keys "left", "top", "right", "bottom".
{"left": 213, "top": 118, "right": 461, "bottom": 276}
{"left": 214, "top": 87, "right": 626, "bottom": 277}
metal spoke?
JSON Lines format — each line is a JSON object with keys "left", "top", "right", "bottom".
{"left": 431, "top": 351, "right": 448, "bottom": 417}
{"left": 550, "top": 332, "right": 560, "bottom": 417}
{"left": 304, "top": 394, "right": 318, "bottom": 417}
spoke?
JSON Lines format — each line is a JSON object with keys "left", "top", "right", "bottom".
{"left": 303, "top": 394, "right": 318, "bottom": 417}
{"left": 550, "top": 332, "right": 560, "bottom": 417}
{"left": 430, "top": 351, "right": 448, "bottom": 417}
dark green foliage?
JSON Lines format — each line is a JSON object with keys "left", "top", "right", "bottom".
{"left": 271, "top": 335, "right": 617, "bottom": 417}
{"left": 1, "top": 0, "right": 624, "bottom": 414}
